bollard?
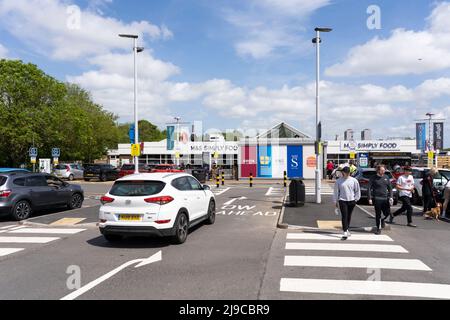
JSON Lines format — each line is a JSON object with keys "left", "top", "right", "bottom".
{"left": 216, "top": 175, "right": 220, "bottom": 188}
{"left": 284, "top": 171, "right": 287, "bottom": 188}
{"left": 222, "top": 172, "right": 225, "bottom": 186}
{"left": 250, "top": 173, "right": 253, "bottom": 188}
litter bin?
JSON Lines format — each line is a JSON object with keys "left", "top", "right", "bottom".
{"left": 289, "top": 179, "right": 305, "bottom": 207}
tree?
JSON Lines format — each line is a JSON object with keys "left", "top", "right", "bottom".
{"left": 118, "top": 120, "right": 166, "bottom": 143}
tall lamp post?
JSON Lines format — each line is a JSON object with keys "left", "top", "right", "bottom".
{"left": 312, "top": 27, "right": 332, "bottom": 204}
{"left": 119, "top": 34, "right": 144, "bottom": 174}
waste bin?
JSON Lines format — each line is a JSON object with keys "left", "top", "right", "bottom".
{"left": 288, "top": 179, "right": 305, "bottom": 207}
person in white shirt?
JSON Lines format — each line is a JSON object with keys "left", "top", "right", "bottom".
{"left": 391, "top": 167, "right": 417, "bottom": 227}
{"left": 333, "top": 166, "right": 361, "bottom": 240}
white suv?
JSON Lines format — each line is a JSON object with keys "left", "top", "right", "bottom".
{"left": 98, "top": 173, "right": 216, "bottom": 244}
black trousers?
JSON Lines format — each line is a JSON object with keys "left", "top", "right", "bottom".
{"left": 373, "top": 198, "right": 391, "bottom": 229}
{"left": 339, "top": 201, "right": 356, "bottom": 232}
{"left": 422, "top": 193, "right": 434, "bottom": 213}
{"left": 393, "top": 196, "right": 413, "bottom": 224}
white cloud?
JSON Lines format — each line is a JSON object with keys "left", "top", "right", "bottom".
{"left": 224, "top": 0, "right": 330, "bottom": 59}
{"left": 0, "top": 0, "right": 172, "bottom": 61}
{"left": 326, "top": 2, "right": 450, "bottom": 77}
{"left": 0, "top": 43, "right": 8, "bottom": 58}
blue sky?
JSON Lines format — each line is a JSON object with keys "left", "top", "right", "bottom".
{"left": 0, "top": 0, "right": 449, "bottom": 146}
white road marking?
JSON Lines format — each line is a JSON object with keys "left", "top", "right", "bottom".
{"left": 285, "top": 243, "right": 408, "bottom": 253}
{"left": 223, "top": 197, "right": 247, "bottom": 206}
{"left": 0, "top": 248, "right": 25, "bottom": 257}
{"left": 8, "top": 228, "right": 86, "bottom": 235}
{"left": 213, "top": 187, "right": 230, "bottom": 196}
{"left": 61, "top": 251, "right": 162, "bottom": 300}
{"left": 356, "top": 205, "right": 375, "bottom": 218}
{"left": 0, "top": 225, "right": 17, "bottom": 230}
{"left": 280, "top": 278, "right": 450, "bottom": 300}
{"left": 265, "top": 187, "right": 285, "bottom": 196}
{"left": 0, "top": 237, "right": 60, "bottom": 244}
{"left": 284, "top": 256, "right": 431, "bottom": 271}
{"left": 287, "top": 233, "right": 394, "bottom": 242}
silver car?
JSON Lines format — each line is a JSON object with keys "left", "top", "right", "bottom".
{"left": 53, "top": 164, "right": 84, "bottom": 181}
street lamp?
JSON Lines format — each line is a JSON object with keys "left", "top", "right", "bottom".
{"left": 119, "top": 34, "right": 144, "bottom": 174}
{"left": 312, "top": 27, "right": 332, "bottom": 204}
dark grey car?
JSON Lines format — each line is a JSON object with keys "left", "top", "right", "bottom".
{"left": 0, "top": 173, "right": 84, "bottom": 221}
{"left": 354, "top": 168, "right": 399, "bottom": 205}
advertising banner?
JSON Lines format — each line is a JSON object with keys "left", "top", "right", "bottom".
{"left": 287, "top": 146, "right": 304, "bottom": 179}
{"left": 434, "top": 122, "right": 444, "bottom": 151}
{"left": 258, "top": 145, "right": 272, "bottom": 178}
{"left": 271, "top": 146, "right": 287, "bottom": 179}
{"left": 166, "top": 126, "right": 175, "bottom": 151}
{"left": 358, "top": 153, "right": 369, "bottom": 168}
{"left": 416, "top": 123, "right": 426, "bottom": 151}
{"left": 240, "top": 146, "right": 257, "bottom": 178}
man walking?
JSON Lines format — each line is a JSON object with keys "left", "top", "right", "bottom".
{"left": 368, "top": 165, "right": 394, "bottom": 235}
{"left": 391, "top": 167, "right": 417, "bottom": 227}
{"left": 333, "top": 166, "right": 361, "bottom": 240}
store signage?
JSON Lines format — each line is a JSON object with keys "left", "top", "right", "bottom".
{"left": 358, "top": 153, "right": 369, "bottom": 168}
{"left": 258, "top": 146, "right": 272, "bottom": 178}
{"left": 341, "top": 141, "right": 400, "bottom": 152}
{"left": 287, "top": 146, "right": 304, "bottom": 178}
{"left": 190, "top": 144, "right": 239, "bottom": 153}
{"left": 306, "top": 156, "right": 316, "bottom": 168}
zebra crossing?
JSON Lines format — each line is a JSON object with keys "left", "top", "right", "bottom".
{"left": 0, "top": 225, "right": 86, "bottom": 260}
{"left": 279, "top": 230, "right": 450, "bottom": 299}
{"left": 305, "top": 184, "right": 334, "bottom": 196}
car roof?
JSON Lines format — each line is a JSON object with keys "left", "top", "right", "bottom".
{"left": 117, "top": 172, "right": 190, "bottom": 182}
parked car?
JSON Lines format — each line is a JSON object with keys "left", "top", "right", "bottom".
{"left": 411, "top": 167, "right": 450, "bottom": 205}
{"left": 53, "top": 164, "right": 84, "bottom": 181}
{"left": 0, "top": 168, "right": 31, "bottom": 173}
{"left": 98, "top": 172, "right": 216, "bottom": 244}
{"left": 151, "top": 164, "right": 184, "bottom": 173}
{"left": 118, "top": 163, "right": 152, "bottom": 178}
{"left": 83, "top": 164, "right": 120, "bottom": 182}
{"left": 0, "top": 173, "right": 84, "bottom": 221}
{"left": 354, "top": 168, "right": 398, "bottom": 205}
{"left": 184, "top": 165, "right": 209, "bottom": 184}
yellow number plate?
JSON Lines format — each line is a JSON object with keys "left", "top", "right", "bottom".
{"left": 119, "top": 215, "right": 142, "bottom": 221}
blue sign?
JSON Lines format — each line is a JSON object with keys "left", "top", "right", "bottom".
{"left": 257, "top": 145, "right": 272, "bottom": 178}
{"left": 128, "top": 124, "right": 136, "bottom": 144}
{"left": 287, "top": 146, "right": 303, "bottom": 178}
{"left": 358, "top": 153, "right": 369, "bottom": 168}
{"left": 167, "top": 126, "right": 175, "bottom": 151}
{"left": 416, "top": 123, "right": 426, "bottom": 151}
{"left": 52, "top": 148, "right": 60, "bottom": 158}
{"left": 29, "top": 147, "right": 38, "bottom": 157}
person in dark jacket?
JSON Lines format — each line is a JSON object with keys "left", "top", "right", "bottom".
{"left": 368, "top": 165, "right": 394, "bottom": 235}
{"left": 422, "top": 168, "right": 437, "bottom": 215}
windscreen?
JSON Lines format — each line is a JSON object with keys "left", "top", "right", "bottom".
{"left": 109, "top": 180, "right": 166, "bottom": 197}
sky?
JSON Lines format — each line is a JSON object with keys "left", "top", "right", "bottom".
{"left": 0, "top": 0, "right": 449, "bottom": 146}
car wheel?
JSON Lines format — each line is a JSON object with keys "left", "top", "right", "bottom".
{"left": 100, "top": 173, "right": 107, "bottom": 182}
{"left": 205, "top": 200, "right": 216, "bottom": 225}
{"left": 68, "top": 193, "right": 83, "bottom": 210}
{"left": 172, "top": 212, "right": 189, "bottom": 244}
{"left": 104, "top": 234, "right": 123, "bottom": 242}
{"left": 11, "top": 200, "right": 32, "bottom": 221}
{"left": 68, "top": 174, "right": 74, "bottom": 181}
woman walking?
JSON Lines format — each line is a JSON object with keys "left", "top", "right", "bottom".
{"left": 333, "top": 166, "right": 361, "bottom": 240}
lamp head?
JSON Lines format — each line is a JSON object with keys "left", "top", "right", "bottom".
{"left": 119, "top": 34, "right": 139, "bottom": 39}
{"left": 315, "top": 27, "right": 333, "bottom": 32}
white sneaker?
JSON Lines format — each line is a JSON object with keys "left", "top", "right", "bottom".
{"left": 347, "top": 230, "right": 351, "bottom": 237}
{"left": 342, "top": 231, "right": 349, "bottom": 239}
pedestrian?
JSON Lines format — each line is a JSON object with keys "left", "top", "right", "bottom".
{"left": 443, "top": 179, "right": 450, "bottom": 219}
{"left": 327, "top": 161, "right": 335, "bottom": 180}
{"left": 422, "top": 167, "right": 438, "bottom": 216}
{"left": 368, "top": 165, "right": 394, "bottom": 235}
{"left": 391, "top": 167, "right": 417, "bottom": 227}
{"left": 333, "top": 166, "right": 361, "bottom": 240}
{"left": 349, "top": 161, "right": 358, "bottom": 177}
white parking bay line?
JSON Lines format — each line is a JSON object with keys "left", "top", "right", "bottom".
{"left": 284, "top": 256, "right": 431, "bottom": 271}
{"left": 280, "top": 278, "right": 450, "bottom": 300}
{"left": 0, "top": 248, "right": 25, "bottom": 257}
{"left": 285, "top": 243, "right": 408, "bottom": 253}
{"left": 287, "top": 233, "right": 394, "bottom": 242}
{"left": 8, "top": 228, "right": 86, "bottom": 235}
{"left": 0, "top": 237, "right": 60, "bottom": 244}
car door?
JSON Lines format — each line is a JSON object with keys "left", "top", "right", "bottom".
{"left": 71, "top": 165, "right": 82, "bottom": 179}
{"left": 25, "top": 175, "right": 56, "bottom": 207}
{"left": 186, "top": 176, "right": 208, "bottom": 220}
{"left": 46, "top": 175, "right": 71, "bottom": 205}
{"left": 172, "top": 177, "right": 198, "bottom": 221}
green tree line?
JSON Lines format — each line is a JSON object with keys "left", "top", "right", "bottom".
{"left": 0, "top": 59, "right": 165, "bottom": 167}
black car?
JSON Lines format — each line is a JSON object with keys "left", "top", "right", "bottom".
{"left": 184, "top": 165, "right": 209, "bottom": 183}
{"left": 0, "top": 173, "right": 84, "bottom": 221}
{"left": 354, "top": 168, "right": 399, "bottom": 205}
{"left": 83, "top": 164, "right": 120, "bottom": 182}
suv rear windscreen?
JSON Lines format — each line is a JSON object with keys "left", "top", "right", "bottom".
{"left": 109, "top": 181, "right": 166, "bottom": 197}
{"left": 0, "top": 176, "right": 6, "bottom": 186}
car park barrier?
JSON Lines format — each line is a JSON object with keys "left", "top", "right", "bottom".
{"left": 250, "top": 173, "right": 253, "bottom": 188}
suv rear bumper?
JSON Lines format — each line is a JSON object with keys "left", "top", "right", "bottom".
{"left": 0, "top": 205, "right": 12, "bottom": 217}
{"left": 99, "top": 225, "right": 175, "bottom": 237}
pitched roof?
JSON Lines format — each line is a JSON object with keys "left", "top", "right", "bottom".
{"left": 256, "top": 122, "right": 312, "bottom": 139}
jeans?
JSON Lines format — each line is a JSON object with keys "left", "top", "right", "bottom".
{"left": 373, "top": 198, "right": 391, "bottom": 229}
{"left": 393, "top": 196, "right": 413, "bottom": 224}
{"left": 339, "top": 200, "right": 356, "bottom": 232}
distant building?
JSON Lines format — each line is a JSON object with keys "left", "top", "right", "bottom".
{"left": 344, "top": 129, "right": 354, "bottom": 141}
{"left": 361, "top": 129, "right": 372, "bottom": 141}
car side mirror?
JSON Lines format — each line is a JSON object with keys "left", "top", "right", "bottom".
{"left": 203, "top": 185, "right": 211, "bottom": 191}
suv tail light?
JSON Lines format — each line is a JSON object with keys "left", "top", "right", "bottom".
{"left": 144, "top": 196, "right": 174, "bottom": 205}
{"left": 0, "top": 190, "right": 12, "bottom": 198}
{"left": 100, "top": 196, "right": 115, "bottom": 205}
